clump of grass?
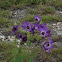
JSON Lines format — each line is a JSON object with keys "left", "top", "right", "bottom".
{"left": 51, "top": 48, "right": 62, "bottom": 54}
{"left": 12, "top": 44, "right": 41, "bottom": 62}
{"left": 42, "top": 6, "right": 55, "bottom": 14}
{"left": 51, "top": 48, "right": 62, "bottom": 61}
{"left": 41, "top": 0, "right": 47, "bottom": 4}
{"left": 49, "top": 0, "right": 62, "bottom": 7}
{"left": 0, "top": 16, "right": 11, "bottom": 26}
{"left": 0, "top": 42, "right": 17, "bottom": 62}
{"left": 0, "top": 9, "right": 12, "bottom": 27}
{"left": 40, "top": 15, "right": 62, "bottom": 23}
{"left": 23, "top": 14, "right": 35, "bottom": 22}
{"left": 0, "top": 0, "right": 12, "bottom": 9}
{"left": 0, "top": 10, "right": 12, "bottom": 17}
{"left": 0, "top": 0, "right": 41, "bottom": 9}
{"left": 58, "top": 54, "right": 62, "bottom": 61}
{"left": 27, "top": 32, "right": 41, "bottom": 43}
{"left": 29, "top": 9, "right": 40, "bottom": 14}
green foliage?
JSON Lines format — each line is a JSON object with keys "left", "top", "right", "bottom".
{"left": 16, "top": 0, "right": 21, "bottom": 4}
{"left": 0, "top": 0, "right": 41, "bottom": 9}
{"left": 0, "top": 42, "right": 17, "bottom": 62}
{"left": 41, "top": 15, "right": 62, "bottom": 22}
{"left": 29, "top": 9, "right": 40, "bottom": 14}
{"left": 0, "top": 10, "right": 12, "bottom": 17}
{"left": 0, "top": 0, "right": 11, "bottom": 9}
{"left": 12, "top": 46, "right": 41, "bottom": 62}
{"left": 42, "top": 0, "right": 46, "bottom": 4}
{"left": 0, "top": 9, "right": 12, "bottom": 27}
{"left": 23, "top": 14, "right": 35, "bottom": 22}
{"left": 0, "top": 16, "right": 11, "bottom": 26}
{"left": 26, "top": 41, "right": 31, "bottom": 47}
{"left": 51, "top": 48, "right": 62, "bottom": 53}
{"left": 49, "top": 0, "right": 62, "bottom": 7}
{"left": 42, "top": 6, "right": 55, "bottom": 14}
{"left": 30, "top": 0, "right": 41, "bottom": 4}
{"left": 51, "top": 48, "right": 62, "bottom": 61}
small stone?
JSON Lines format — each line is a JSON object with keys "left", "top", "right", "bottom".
{"left": 52, "top": 24, "right": 56, "bottom": 26}
{"left": 0, "top": 35, "right": 5, "bottom": 41}
{"left": 57, "top": 27, "right": 60, "bottom": 30}
{"left": 16, "top": 45, "right": 20, "bottom": 48}
{"left": 57, "top": 22, "right": 61, "bottom": 25}
{"left": 17, "top": 39, "right": 21, "bottom": 45}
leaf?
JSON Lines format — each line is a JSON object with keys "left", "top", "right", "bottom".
{"left": 26, "top": 41, "right": 31, "bottom": 47}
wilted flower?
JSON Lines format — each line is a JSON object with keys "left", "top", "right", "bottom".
{"left": 17, "top": 33, "right": 22, "bottom": 39}
{"left": 21, "top": 22, "right": 33, "bottom": 32}
{"left": 34, "top": 15, "right": 41, "bottom": 22}
{"left": 44, "top": 38, "right": 53, "bottom": 53}
{"left": 11, "top": 25, "right": 18, "bottom": 34}
{"left": 22, "top": 36, "right": 27, "bottom": 43}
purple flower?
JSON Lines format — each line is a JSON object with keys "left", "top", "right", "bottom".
{"left": 17, "top": 33, "right": 22, "bottom": 39}
{"left": 11, "top": 25, "right": 18, "bottom": 34}
{"left": 39, "top": 23, "right": 47, "bottom": 29}
{"left": 21, "top": 22, "right": 33, "bottom": 32}
{"left": 39, "top": 23, "right": 51, "bottom": 37}
{"left": 40, "top": 29, "right": 51, "bottom": 37}
{"left": 36, "top": 41, "right": 40, "bottom": 45}
{"left": 34, "top": 23, "right": 40, "bottom": 31}
{"left": 22, "top": 36, "right": 27, "bottom": 43}
{"left": 44, "top": 38, "right": 53, "bottom": 53}
{"left": 30, "top": 26, "right": 35, "bottom": 35}
{"left": 45, "top": 49, "right": 51, "bottom": 53}
{"left": 34, "top": 15, "right": 41, "bottom": 22}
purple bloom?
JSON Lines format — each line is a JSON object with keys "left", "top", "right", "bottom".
{"left": 11, "top": 25, "right": 18, "bottom": 34}
{"left": 17, "top": 33, "right": 22, "bottom": 39}
{"left": 34, "top": 23, "right": 40, "bottom": 31}
{"left": 40, "top": 29, "right": 51, "bottom": 37}
{"left": 45, "top": 49, "right": 51, "bottom": 53}
{"left": 36, "top": 41, "right": 40, "bottom": 45}
{"left": 21, "top": 22, "right": 33, "bottom": 32}
{"left": 34, "top": 15, "right": 41, "bottom": 22}
{"left": 22, "top": 36, "right": 27, "bottom": 43}
{"left": 39, "top": 23, "right": 47, "bottom": 29}
{"left": 44, "top": 38, "right": 53, "bottom": 53}
{"left": 39, "top": 23, "right": 51, "bottom": 37}
{"left": 30, "top": 26, "right": 35, "bottom": 35}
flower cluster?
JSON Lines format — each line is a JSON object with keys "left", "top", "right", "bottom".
{"left": 11, "top": 15, "right": 53, "bottom": 53}
{"left": 11, "top": 26, "right": 27, "bottom": 43}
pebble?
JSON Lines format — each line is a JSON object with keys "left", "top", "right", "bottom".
{"left": 0, "top": 35, "right": 5, "bottom": 41}
{"left": 52, "top": 23, "right": 56, "bottom": 26}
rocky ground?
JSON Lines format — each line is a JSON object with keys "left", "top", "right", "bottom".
{"left": 0, "top": 7, "right": 62, "bottom": 47}
{"left": 0, "top": 2, "right": 62, "bottom": 62}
